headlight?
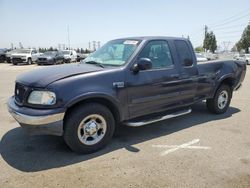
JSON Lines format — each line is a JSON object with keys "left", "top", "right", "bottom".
{"left": 28, "top": 91, "right": 56, "bottom": 105}
{"left": 21, "top": 56, "right": 26, "bottom": 59}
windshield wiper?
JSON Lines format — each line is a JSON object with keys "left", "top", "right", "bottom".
{"left": 85, "top": 61, "right": 105, "bottom": 68}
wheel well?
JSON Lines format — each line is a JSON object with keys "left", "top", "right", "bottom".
{"left": 214, "top": 77, "right": 235, "bottom": 98}
{"left": 220, "top": 77, "right": 235, "bottom": 89}
{"left": 64, "top": 97, "right": 121, "bottom": 125}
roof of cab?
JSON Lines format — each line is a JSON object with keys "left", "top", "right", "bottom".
{"left": 113, "top": 36, "right": 189, "bottom": 41}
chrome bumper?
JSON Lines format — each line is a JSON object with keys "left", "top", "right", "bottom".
{"left": 8, "top": 96, "right": 65, "bottom": 136}
{"left": 8, "top": 109, "right": 64, "bottom": 126}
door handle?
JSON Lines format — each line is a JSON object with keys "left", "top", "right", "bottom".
{"left": 170, "top": 74, "right": 179, "bottom": 78}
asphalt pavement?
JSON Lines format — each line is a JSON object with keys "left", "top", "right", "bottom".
{"left": 0, "top": 63, "right": 249, "bottom": 188}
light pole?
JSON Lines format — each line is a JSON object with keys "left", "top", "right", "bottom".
{"left": 67, "top": 25, "right": 70, "bottom": 50}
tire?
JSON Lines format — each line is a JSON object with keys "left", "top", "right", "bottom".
{"left": 27, "top": 58, "right": 32, "bottom": 65}
{"left": 206, "top": 84, "right": 232, "bottom": 114}
{"left": 246, "top": 60, "right": 249, "bottom": 65}
{"left": 63, "top": 103, "right": 115, "bottom": 154}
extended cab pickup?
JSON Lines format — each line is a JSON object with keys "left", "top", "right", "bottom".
{"left": 8, "top": 37, "right": 246, "bottom": 153}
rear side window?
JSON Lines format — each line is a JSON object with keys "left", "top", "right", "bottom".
{"left": 174, "top": 40, "right": 193, "bottom": 67}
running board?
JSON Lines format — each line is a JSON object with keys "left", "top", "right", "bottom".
{"left": 125, "top": 108, "right": 192, "bottom": 127}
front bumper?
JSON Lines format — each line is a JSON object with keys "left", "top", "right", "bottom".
{"left": 8, "top": 96, "right": 65, "bottom": 136}
{"left": 37, "top": 59, "right": 54, "bottom": 65}
{"left": 12, "top": 57, "right": 27, "bottom": 64}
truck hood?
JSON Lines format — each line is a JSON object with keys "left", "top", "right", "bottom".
{"left": 16, "top": 63, "right": 103, "bottom": 87}
{"left": 38, "top": 54, "right": 55, "bottom": 58}
{"left": 12, "top": 53, "right": 29, "bottom": 57}
{"left": 63, "top": 54, "right": 71, "bottom": 58}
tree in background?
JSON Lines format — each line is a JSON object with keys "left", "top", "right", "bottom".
{"left": 48, "top": 47, "right": 54, "bottom": 51}
{"left": 203, "top": 26, "right": 209, "bottom": 51}
{"left": 236, "top": 24, "right": 250, "bottom": 53}
{"left": 203, "top": 25, "right": 217, "bottom": 53}
{"left": 38, "top": 48, "right": 47, "bottom": 53}
{"left": 195, "top": 46, "right": 204, "bottom": 52}
{"left": 209, "top": 31, "right": 217, "bottom": 53}
{"left": 84, "top": 48, "right": 91, "bottom": 53}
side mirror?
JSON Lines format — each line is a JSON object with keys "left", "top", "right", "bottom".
{"left": 132, "top": 58, "right": 152, "bottom": 73}
{"left": 183, "top": 58, "right": 193, "bottom": 66}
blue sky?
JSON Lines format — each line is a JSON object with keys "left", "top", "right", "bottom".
{"left": 0, "top": 0, "right": 249, "bottom": 50}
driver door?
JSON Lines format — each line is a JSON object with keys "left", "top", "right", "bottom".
{"left": 126, "top": 40, "right": 181, "bottom": 119}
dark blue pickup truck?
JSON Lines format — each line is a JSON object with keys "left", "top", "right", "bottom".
{"left": 8, "top": 37, "right": 246, "bottom": 153}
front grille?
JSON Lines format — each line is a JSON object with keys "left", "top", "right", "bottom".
{"left": 12, "top": 57, "right": 24, "bottom": 63}
{"left": 15, "top": 83, "right": 28, "bottom": 105}
{"left": 38, "top": 58, "right": 47, "bottom": 61}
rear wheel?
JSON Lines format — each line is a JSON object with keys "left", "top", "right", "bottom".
{"left": 206, "top": 85, "right": 232, "bottom": 114}
{"left": 63, "top": 103, "right": 115, "bottom": 154}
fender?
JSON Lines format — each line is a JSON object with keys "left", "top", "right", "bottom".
{"left": 65, "top": 92, "right": 123, "bottom": 121}
{"left": 218, "top": 73, "right": 235, "bottom": 83}
{"left": 212, "top": 73, "right": 235, "bottom": 97}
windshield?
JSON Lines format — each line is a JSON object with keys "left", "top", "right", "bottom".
{"left": 62, "top": 51, "right": 70, "bottom": 55}
{"left": 16, "top": 49, "right": 31, "bottom": 54}
{"left": 82, "top": 39, "right": 140, "bottom": 66}
{"left": 44, "top": 51, "right": 57, "bottom": 55}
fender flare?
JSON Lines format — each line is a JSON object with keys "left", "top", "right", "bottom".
{"left": 65, "top": 92, "right": 122, "bottom": 121}
{"left": 213, "top": 73, "right": 235, "bottom": 97}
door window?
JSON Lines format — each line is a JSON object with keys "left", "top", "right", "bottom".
{"left": 138, "top": 40, "right": 173, "bottom": 69}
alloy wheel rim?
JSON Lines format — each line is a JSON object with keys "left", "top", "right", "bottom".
{"left": 77, "top": 114, "right": 107, "bottom": 145}
{"left": 218, "top": 90, "right": 228, "bottom": 110}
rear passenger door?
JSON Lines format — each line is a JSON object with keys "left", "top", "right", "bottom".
{"left": 173, "top": 40, "right": 198, "bottom": 104}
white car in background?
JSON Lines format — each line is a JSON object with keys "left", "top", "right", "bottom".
{"left": 62, "top": 50, "right": 77, "bottom": 63}
{"left": 204, "top": 52, "right": 218, "bottom": 60}
{"left": 233, "top": 53, "right": 240, "bottom": 60}
{"left": 11, "top": 49, "right": 40, "bottom": 65}
{"left": 238, "top": 54, "right": 250, "bottom": 65}
{"left": 196, "top": 53, "right": 208, "bottom": 62}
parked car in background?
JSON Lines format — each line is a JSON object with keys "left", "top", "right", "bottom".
{"left": 37, "top": 51, "right": 65, "bottom": 65}
{"left": 238, "top": 54, "right": 250, "bottom": 65}
{"left": 196, "top": 53, "right": 208, "bottom": 62}
{"left": 204, "top": 52, "right": 218, "bottom": 60}
{"left": 76, "top": 53, "right": 90, "bottom": 62}
{"left": 62, "top": 50, "right": 77, "bottom": 63}
{"left": 11, "top": 49, "right": 39, "bottom": 65}
{"left": 0, "top": 48, "right": 8, "bottom": 63}
{"left": 5, "top": 49, "right": 17, "bottom": 63}
{"left": 233, "top": 53, "right": 240, "bottom": 60}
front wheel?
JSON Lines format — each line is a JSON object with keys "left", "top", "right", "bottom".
{"left": 63, "top": 103, "right": 115, "bottom": 154}
{"left": 27, "top": 58, "right": 32, "bottom": 65}
{"left": 206, "top": 85, "right": 232, "bottom": 114}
